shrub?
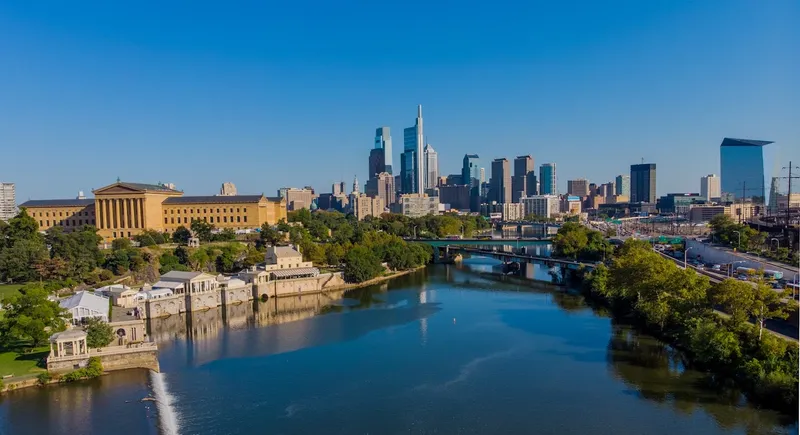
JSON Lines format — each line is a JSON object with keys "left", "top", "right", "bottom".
{"left": 37, "top": 372, "right": 53, "bottom": 386}
{"left": 61, "top": 357, "right": 103, "bottom": 382}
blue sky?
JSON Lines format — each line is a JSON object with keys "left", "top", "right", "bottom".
{"left": 1, "top": 0, "right": 798, "bottom": 201}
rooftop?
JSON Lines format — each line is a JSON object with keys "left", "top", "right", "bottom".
{"left": 116, "top": 182, "right": 180, "bottom": 192}
{"left": 59, "top": 291, "right": 109, "bottom": 314}
{"left": 720, "top": 138, "right": 774, "bottom": 147}
{"left": 160, "top": 270, "right": 206, "bottom": 281}
{"left": 20, "top": 198, "right": 95, "bottom": 208}
{"left": 50, "top": 329, "right": 88, "bottom": 341}
{"left": 270, "top": 246, "right": 302, "bottom": 258}
{"left": 110, "top": 306, "right": 141, "bottom": 323}
{"left": 163, "top": 195, "right": 265, "bottom": 205}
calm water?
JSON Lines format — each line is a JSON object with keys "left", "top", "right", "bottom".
{"left": 1, "top": 259, "right": 797, "bottom": 435}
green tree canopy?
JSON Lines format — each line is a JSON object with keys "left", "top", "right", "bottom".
{"left": 0, "top": 284, "right": 68, "bottom": 348}
{"left": 172, "top": 226, "right": 191, "bottom": 245}
{"left": 343, "top": 246, "right": 383, "bottom": 283}
{"left": 84, "top": 317, "right": 114, "bottom": 348}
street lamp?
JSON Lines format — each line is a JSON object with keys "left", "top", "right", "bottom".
{"left": 684, "top": 246, "right": 693, "bottom": 269}
{"left": 732, "top": 230, "right": 741, "bottom": 250}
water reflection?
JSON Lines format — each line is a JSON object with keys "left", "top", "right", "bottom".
{"left": 149, "top": 289, "right": 442, "bottom": 370}
{"left": 607, "top": 323, "right": 795, "bottom": 433}
{"left": 0, "top": 369, "right": 158, "bottom": 435}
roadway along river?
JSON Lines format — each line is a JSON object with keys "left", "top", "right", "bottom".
{"left": 0, "top": 259, "right": 797, "bottom": 435}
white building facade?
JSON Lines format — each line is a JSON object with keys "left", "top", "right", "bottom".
{"left": 521, "top": 195, "right": 560, "bottom": 219}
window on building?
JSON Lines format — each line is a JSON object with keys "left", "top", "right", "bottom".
{"left": 217, "top": 208, "right": 220, "bottom": 213}
{"left": 59, "top": 212, "right": 63, "bottom": 217}
{"left": 237, "top": 208, "right": 240, "bottom": 213}
{"left": 243, "top": 208, "right": 246, "bottom": 213}
{"left": 65, "top": 220, "right": 69, "bottom": 226}
{"left": 113, "top": 232, "right": 117, "bottom": 238}
{"left": 128, "top": 232, "right": 131, "bottom": 237}
{"left": 46, "top": 220, "right": 50, "bottom": 226}
{"left": 237, "top": 216, "right": 241, "bottom": 223}
{"left": 223, "top": 208, "right": 227, "bottom": 213}
{"left": 183, "top": 209, "right": 187, "bottom": 214}
{"left": 243, "top": 216, "right": 247, "bottom": 223}
{"left": 46, "top": 212, "right": 49, "bottom": 217}
{"left": 224, "top": 216, "right": 227, "bottom": 223}
{"left": 190, "top": 209, "right": 193, "bottom": 214}
{"left": 184, "top": 217, "right": 187, "bottom": 223}
{"left": 171, "top": 210, "right": 174, "bottom": 214}
{"left": 164, "top": 218, "right": 168, "bottom": 224}
{"left": 39, "top": 220, "right": 43, "bottom": 226}
{"left": 171, "top": 218, "right": 174, "bottom": 224}
{"left": 210, "top": 217, "right": 214, "bottom": 223}
{"left": 92, "top": 219, "right": 95, "bottom": 225}
{"left": 164, "top": 210, "right": 167, "bottom": 215}
{"left": 79, "top": 219, "right": 83, "bottom": 225}
{"left": 203, "top": 217, "right": 207, "bottom": 222}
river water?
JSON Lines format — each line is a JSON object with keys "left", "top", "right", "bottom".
{"left": 0, "top": 258, "right": 797, "bottom": 435}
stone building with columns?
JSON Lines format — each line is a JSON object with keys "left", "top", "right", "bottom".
{"left": 20, "top": 180, "right": 287, "bottom": 241}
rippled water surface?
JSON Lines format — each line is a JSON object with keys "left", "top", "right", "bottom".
{"left": 1, "top": 259, "right": 796, "bottom": 435}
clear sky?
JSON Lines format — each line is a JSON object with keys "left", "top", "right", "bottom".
{"left": 1, "top": 0, "right": 798, "bottom": 201}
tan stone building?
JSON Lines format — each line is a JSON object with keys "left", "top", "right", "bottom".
{"left": 21, "top": 181, "right": 287, "bottom": 241}
{"left": 351, "top": 194, "right": 385, "bottom": 220}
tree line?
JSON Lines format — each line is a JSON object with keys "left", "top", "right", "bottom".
{"left": 582, "top": 236, "right": 797, "bottom": 415}
{"left": 709, "top": 214, "right": 798, "bottom": 266}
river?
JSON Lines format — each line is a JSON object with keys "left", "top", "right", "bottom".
{"left": 0, "top": 258, "right": 797, "bottom": 435}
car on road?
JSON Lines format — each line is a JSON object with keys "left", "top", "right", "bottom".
{"left": 711, "top": 264, "right": 721, "bottom": 271}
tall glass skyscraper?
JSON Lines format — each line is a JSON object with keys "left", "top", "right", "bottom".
{"left": 615, "top": 175, "right": 630, "bottom": 197}
{"left": 720, "top": 138, "right": 775, "bottom": 203}
{"left": 423, "top": 144, "right": 438, "bottom": 190}
{"left": 539, "top": 163, "right": 557, "bottom": 195}
{"left": 402, "top": 105, "right": 424, "bottom": 194}
{"left": 630, "top": 163, "right": 656, "bottom": 203}
{"left": 374, "top": 127, "right": 392, "bottom": 175}
{"left": 462, "top": 154, "right": 481, "bottom": 187}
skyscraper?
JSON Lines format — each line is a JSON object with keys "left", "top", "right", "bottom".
{"left": 567, "top": 178, "right": 589, "bottom": 197}
{"left": 423, "top": 144, "right": 439, "bottom": 190}
{"left": 630, "top": 163, "right": 657, "bottom": 203}
{"left": 374, "top": 127, "right": 393, "bottom": 175}
{"left": 402, "top": 105, "right": 424, "bottom": 194}
{"left": 700, "top": 174, "right": 721, "bottom": 201}
{"left": 490, "top": 158, "right": 511, "bottom": 204}
{"left": 512, "top": 155, "right": 535, "bottom": 203}
{"left": 462, "top": 154, "right": 481, "bottom": 187}
{"left": 539, "top": 163, "right": 557, "bottom": 195}
{"left": 368, "top": 148, "right": 385, "bottom": 179}
{"left": 365, "top": 172, "right": 396, "bottom": 206}
{"left": 615, "top": 175, "right": 630, "bottom": 197}
{"left": 0, "top": 182, "right": 16, "bottom": 221}
{"left": 720, "top": 138, "right": 775, "bottom": 203}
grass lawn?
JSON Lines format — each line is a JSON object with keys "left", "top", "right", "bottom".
{"left": 0, "top": 346, "right": 49, "bottom": 378}
{"left": 0, "top": 283, "right": 24, "bottom": 301}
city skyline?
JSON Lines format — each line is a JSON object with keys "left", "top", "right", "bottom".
{"left": 1, "top": 1, "right": 798, "bottom": 201}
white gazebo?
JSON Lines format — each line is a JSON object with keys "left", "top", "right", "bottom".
{"left": 49, "top": 329, "right": 89, "bottom": 358}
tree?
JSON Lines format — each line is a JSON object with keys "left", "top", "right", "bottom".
{"left": 710, "top": 279, "right": 755, "bottom": 328}
{"left": 0, "top": 238, "right": 49, "bottom": 283}
{"left": 111, "top": 238, "right": 132, "bottom": 251}
{"left": 553, "top": 222, "right": 588, "bottom": 259}
{"left": 190, "top": 219, "right": 215, "bottom": 242}
{"left": 325, "top": 243, "right": 346, "bottom": 266}
{"left": 259, "top": 224, "right": 282, "bottom": 247}
{"left": 213, "top": 228, "right": 236, "bottom": 242}
{"left": 174, "top": 246, "right": 190, "bottom": 265}
{"left": 749, "top": 282, "right": 790, "bottom": 341}
{"left": 0, "top": 284, "right": 68, "bottom": 348}
{"left": 215, "top": 251, "right": 236, "bottom": 273}
{"left": 172, "top": 226, "right": 191, "bottom": 245}
{"left": 84, "top": 317, "right": 114, "bottom": 348}
{"left": 343, "top": 246, "right": 383, "bottom": 283}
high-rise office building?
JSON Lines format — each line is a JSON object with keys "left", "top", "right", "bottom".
{"left": 332, "top": 181, "right": 346, "bottom": 196}
{"left": 615, "top": 175, "right": 630, "bottom": 197}
{"left": 368, "top": 148, "right": 385, "bottom": 179}
{"left": 720, "top": 138, "right": 775, "bottom": 203}
{"left": 700, "top": 174, "right": 721, "bottom": 202}
{"left": 423, "top": 144, "right": 439, "bottom": 190}
{"left": 490, "top": 158, "right": 512, "bottom": 204}
{"left": 630, "top": 163, "right": 657, "bottom": 203}
{"left": 0, "top": 182, "right": 16, "bottom": 221}
{"left": 365, "top": 172, "right": 396, "bottom": 206}
{"left": 512, "top": 155, "right": 535, "bottom": 203}
{"left": 526, "top": 172, "right": 538, "bottom": 196}
{"left": 567, "top": 178, "right": 590, "bottom": 197}
{"left": 374, "top": 127, "right": 393, "bottom": 175}
{"left": 462, "top": 154, "right": 481, "bottom": 187}
{"left": 219, "top": 182, "right": 237, "bottom": 196}
{"left": 539, "top": 163, "right": 557, "bottom": 195}
{"left": 402, "top": 105, "right": 424, "bottom": 194}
